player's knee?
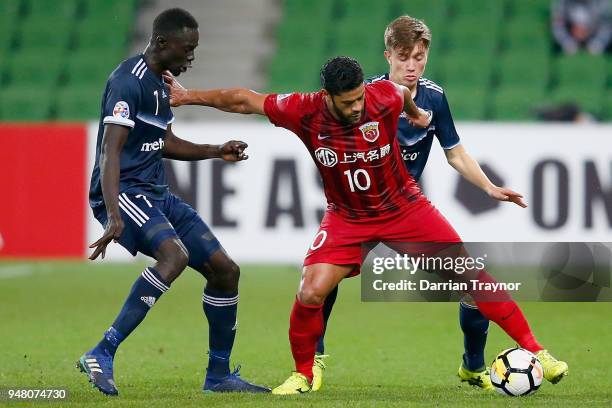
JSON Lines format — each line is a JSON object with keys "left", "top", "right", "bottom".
{"left": 203, "top": 250, "right": 241, "bottom": 292}
{"left": 298, "top": 285, "right": 325, "bottom": 306}
{"left": 214, "top": 261, "right": 240, "bottom": 292}
{"left": 227, "top": 261, "right": 240, "bottom": 285}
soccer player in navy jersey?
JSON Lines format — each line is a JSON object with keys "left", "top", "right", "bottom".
{"left": 313, "top": 15, "right": 529, "bottom": 391}
{"left": 77, "top": 8, "right": 269, "bottom": 395}
{"left": 163, "top": 55, "right": 568, "bottom": 395}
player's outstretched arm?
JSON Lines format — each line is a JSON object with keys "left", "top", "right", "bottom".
{"left": 445, "top": 144, "right": 527, "bottom": 208}
{"left": 395, "top": 83, "right": 432, "bottom": 128}
{"left": 89, "top": 124, "right": 129, "bottom": 260}
{"left": 163, "top": 72, "right": 268, "bottom": 115}
{"left": 162, "top": 124, "right": 249, "bottom": 162}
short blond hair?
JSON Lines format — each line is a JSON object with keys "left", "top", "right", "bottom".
{"left": 384, "top": 15, "right": 432, "bottom": 52}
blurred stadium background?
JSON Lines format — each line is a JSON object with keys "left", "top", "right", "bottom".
{"left": 1, "top": 0, "right": 611, "bottom": 406}
{"left": 0, "top": 0, "right": 610, "bottom": 121}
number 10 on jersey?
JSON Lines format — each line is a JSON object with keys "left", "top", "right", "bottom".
{"left": 343, "top": 169, "right": 371, "bottom": 192}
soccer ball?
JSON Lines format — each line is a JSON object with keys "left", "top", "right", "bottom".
{"left": 490, "top": 348, "right": 543, "bottom": 396}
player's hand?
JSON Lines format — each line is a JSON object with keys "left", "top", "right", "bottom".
{"left": 219, "top": 140, "right": 249, "bottom": 162}
{"left": 408, "top": 108, "right": 432, "bottom": 128}
{"left": 89, "top": 213, "right": 124, "bottom": 260}
{"left": 162, "top": 71, "right": 189, "bottom": 107}
{"left": 488, "top": 186, "right": 527, "bottom": 208}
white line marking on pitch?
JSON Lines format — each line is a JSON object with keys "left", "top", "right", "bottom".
{"left": 0, "top": 265, "right": 34, "bottom": 279}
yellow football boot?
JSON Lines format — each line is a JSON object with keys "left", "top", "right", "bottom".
{"left": 272, "top": 372, "right": 311, "bottom": 395}
{"left": 457, "top": 363, "right": 494, "bottom": 390}
{"left": 311, "top": 354, "right": 329, "bottom": 392}
{"left": 536, "top": 350, "right": 568, "bottom": 384}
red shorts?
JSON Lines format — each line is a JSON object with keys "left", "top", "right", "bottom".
{"left": 303, "top": 195, "right": 461, "bottom": 276}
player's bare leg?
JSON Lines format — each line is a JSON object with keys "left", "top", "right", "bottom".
{"left": 272, "top": 263, "right": 353, "bottom": 395}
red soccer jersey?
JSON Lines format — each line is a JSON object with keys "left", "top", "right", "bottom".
{"left": 264, "top": 79, "right": 422, "bottom": 219}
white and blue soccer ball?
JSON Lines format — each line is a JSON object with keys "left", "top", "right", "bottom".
{"left": 490, "top": 348, "right": 543, "bottom": 396}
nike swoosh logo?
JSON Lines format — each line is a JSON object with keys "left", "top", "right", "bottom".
{"left": 317, "top": 134, "right": 330, "bottom": 140}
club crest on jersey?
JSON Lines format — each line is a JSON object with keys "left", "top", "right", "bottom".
{"left": 359, "top": 121, "right": 379, "bottom": 142}
{"left": 113, "top": 101, "right": 130, "bottom": 119}
{"left": 314, "top": 147, "right": 338, "bottom": 167}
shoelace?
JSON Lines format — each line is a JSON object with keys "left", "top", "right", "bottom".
{"left": 538, "top": 350, "right": 556, "bottom": 363}
{"left": 230, "top": 364, "right": 242, "bottom": 377}
{"left": 314, "top": 355, "right": 329, "bottom": 369}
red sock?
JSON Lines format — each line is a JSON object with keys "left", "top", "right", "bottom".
{"left": 289, "top": 298, "right": 324, "bottom": 382}
{"left": 472, "top": 271, "right": 543, "bottom": 353}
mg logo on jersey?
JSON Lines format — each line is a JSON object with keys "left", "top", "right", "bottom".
{"left": 314, "top": 147, "right": 338, "bottom": 167}
{"left": 359, "top": 121, "right": 379, "bottom": 142}
{"left": 141, "top": 137, "right": 165, "bottom": 152}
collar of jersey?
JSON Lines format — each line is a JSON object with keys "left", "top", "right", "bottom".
{"left": 137, "top": 53, "right": 165, "bottom": 85}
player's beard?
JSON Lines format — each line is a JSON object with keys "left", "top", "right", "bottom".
{"left": 331, "top": 101, "right": 362, "bottom": 125}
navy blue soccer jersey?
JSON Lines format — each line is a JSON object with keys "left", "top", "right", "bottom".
{"left": 89, "top": 54, "right": 175, "bottom": 208}
{"left": 367, "top": 74, "right": 460, "bottom": 181}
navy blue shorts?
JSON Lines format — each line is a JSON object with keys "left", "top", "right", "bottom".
{"left": 93, "top": 192, "right": 221, "bottom": 269}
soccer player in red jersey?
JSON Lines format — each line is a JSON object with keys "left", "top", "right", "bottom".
{"left": 163, "top": 56, "right": 568, "bottom": 394}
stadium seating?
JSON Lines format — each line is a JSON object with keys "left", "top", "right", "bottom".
{"left": 0, "top": 0, "right": 137, "bottom": 121}
{"left": 66, "top": 51, "right": 118, "bottom": 86}
{"left": 492, "top": 86, "right": 547, "bottom": 121}
{"left": 0, "top": 87, "right": 53, "bottom": 120}
{"left": 268, "top": 0, "right": 611, "bottom": 121}
{"left": 6, "top": 51, "right": 64, "bottom": 87}
{"left": 496, "top": 52, "right": 550, "bottom": 92}
{"left": 604, "top": 91, "right": 612, "bottom": 120}
{"left": 0, "top": 0, "right": 609, "bottom": 121}
{"left": 25, "top": 0, "right": 78, "bottom": 18}
{"left": 444, "top": 85, "right": 488, "bottom": 121}
{"left": 55, "top": 86, "right": 103, "bottom": 121}
{"left": 18, "top": 18, "right": 73, "bottom": 53}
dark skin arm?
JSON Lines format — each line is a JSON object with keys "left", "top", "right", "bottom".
{"left": 162, "top": 124, "right": 249, "bottom": 161}
{"left": 89, "top": 124, "right": 129, "bottom": 260}
{"left": 89, "top": 124, "right": 249, "bottom": 260}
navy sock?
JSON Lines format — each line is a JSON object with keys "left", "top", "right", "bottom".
{"left": 203, "top": 288, "right": 238, "bottom": 378}
{"left": 316, "top": 285, "right": 339, "bottom": 354}
{"left": 459, "top": 302, "right": 489, "bottom": 371}
{"left": 94, "top": 267, "right": 170, "bottom": 357}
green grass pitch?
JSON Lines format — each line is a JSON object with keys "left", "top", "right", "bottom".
{"left": 1, "top": 261, "right": 611, "bottom": 407}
